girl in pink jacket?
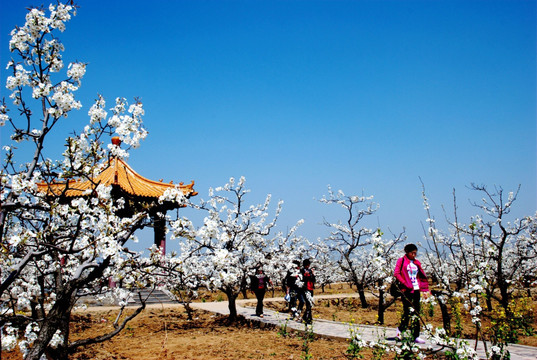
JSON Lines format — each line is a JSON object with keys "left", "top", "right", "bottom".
{"left": 393, "top": 243, "right": 430, "bottom": 344}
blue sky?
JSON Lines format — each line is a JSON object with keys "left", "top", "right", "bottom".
{"left": 1, "top": 0, "right": 536, "bottom": 253}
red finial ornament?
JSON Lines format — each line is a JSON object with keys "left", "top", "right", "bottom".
{"left": 111, "top": 136, "right": 121, "bottom": 146}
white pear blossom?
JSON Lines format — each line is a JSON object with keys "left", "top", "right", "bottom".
{"left": 66, "top": 62, "right": 86, "bottom": 82}
{"left": 6, "top": 64, "right": 31, "bottom": 90}
{"left": 1, "top": 326, "right": 18, "bottom": 351}
{"left": 159, "top": 187, "right": 187, "bottom": 205}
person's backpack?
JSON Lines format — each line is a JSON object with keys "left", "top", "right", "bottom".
{"left": 249, "top": 275, "right": 258, "bottom": 291}
{"left": 390, "top": 258, "right": 405, "bottom": 298}
{"left": 389, "top": 280, "right": 402, "bottom": 298}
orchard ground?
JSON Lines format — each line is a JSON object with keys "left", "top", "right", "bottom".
{"left": 4, "top": 284, "right": 537, "bottom": 359}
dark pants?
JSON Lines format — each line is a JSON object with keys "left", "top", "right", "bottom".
{"left": 296, "top": 290, "right": 305, "bottom": 315}
{"left": 254, "top": 289, "right": 266, "bottom": 316}
{"left": 288, "top": 289, "right": 298, "bottom": 312}
{"left": 399, "top": 290, "right": 421, "bottom": 339}
{"left": 298, "top": 290, "right": 313, "bottom": 324}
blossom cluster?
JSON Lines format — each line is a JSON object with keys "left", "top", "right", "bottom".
{"left": 6, "top": 3, "right": 80, "bottom": 117}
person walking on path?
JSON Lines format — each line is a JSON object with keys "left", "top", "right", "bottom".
{"left": 250, "top": 267, "right": 273, "bottom": 318}
{"left": 284, "top": 260, "right": 302, "bottom": 318}
{"left": 393, "top": 243, "right": 430, "bottom": 344}
{"left": 298, "top": 259, "right": 315, "bottom": 324}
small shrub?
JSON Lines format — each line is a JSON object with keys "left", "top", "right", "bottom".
{"left": 346, "top": 326, "right": 365, "bottom": 359}
{"left": 278, "top": 318, "right": 290, "bottom": 338}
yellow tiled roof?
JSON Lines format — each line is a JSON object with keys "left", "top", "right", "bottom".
{"left": 37, "top": 157, "right": 197, "bottom": 199}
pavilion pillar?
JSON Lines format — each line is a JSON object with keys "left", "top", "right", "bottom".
{"left": 153, "top": 212, "right": 166, "bottom": 256}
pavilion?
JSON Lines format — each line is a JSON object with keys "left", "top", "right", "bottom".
{"left": 37, "top": 137, "right": 197, "bottom": 254}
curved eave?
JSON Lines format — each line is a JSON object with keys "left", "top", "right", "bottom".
{"left": 36, "top": 158, "right": 197, "bottom": 200}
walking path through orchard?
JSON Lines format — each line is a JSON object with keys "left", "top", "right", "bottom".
{"left": 190, "top": 294, "right": 537, "bottom": 360}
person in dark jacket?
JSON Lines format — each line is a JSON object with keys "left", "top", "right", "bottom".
{"left": 298, "top": 259, "right": 315, "bottom": 324}
{"left": 393, "top": 243, "right": 430, "bottom": 343}
{"left": 250, "top": 267, "right": 273, "bottom": 317}
{"left": 284, "top": 260, "right": 302, "bottom": 317}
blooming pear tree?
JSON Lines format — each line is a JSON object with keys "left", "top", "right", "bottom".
{"left": 170, "top": 176, "right": 297, "bottom": 320}
{"left": 461, "top": 184, "right": 537, "bottom": 310}
{"left": 319, "top": 186, "right": 385, "bottom": 308}
{"left": 1, "top": 3, "right": 188, "bottom": 359}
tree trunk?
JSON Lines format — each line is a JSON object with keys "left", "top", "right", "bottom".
{"left": 184, "top": 302, "right": 194, "bottom": 321}
{"left": 24, "top": 290, "right": 75, "bottom": 360}
{"left": 485, "top": 288, "right": 493, "bottom": 311}
{"left": 432, "top": 290, "right": 451, "bottom": 335}
{"left": 357, "top": 285, "right": 368, "bottom": 308}
{"left": 377, "top": 285, "right": 385, "bottom": 324}
{"left": 499, "top": 280, "right": 509, "bottom": 310}
{"left": 225, "top": 289, "right": 238, "bottom": 321}
{"left": 240, "top": 277, "right": 249, "bottom": 299}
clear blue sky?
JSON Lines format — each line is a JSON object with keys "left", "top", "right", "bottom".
{"left": 2, "top": 0, "right": 536, "bottom": 253}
